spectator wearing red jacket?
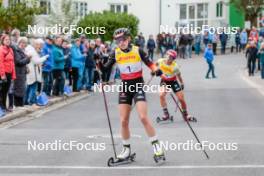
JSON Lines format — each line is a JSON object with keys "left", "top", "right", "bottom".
{"left": 0, "top": 34, "right": 16, "bottom": 111}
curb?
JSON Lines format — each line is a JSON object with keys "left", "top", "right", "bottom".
{"left": 0, "top": 92, "right": 89, "bottom": 124}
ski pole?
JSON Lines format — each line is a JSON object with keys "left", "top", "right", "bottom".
{"left": 101, "top": 83, "right": 117, "bottom": 159}
{"left": 96, "top": 66, "right": 118, "bottom": 159}
{"left": 170, "top": 93, "right": 210, "bottom": 159}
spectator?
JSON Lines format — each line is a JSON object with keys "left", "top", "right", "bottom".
{"left": 99, "top": 44, "right": 111, "bottom": 83}
{"left": 62, "top": 40, "right": 72, "bottom": 86}
{"left": 258, "top": 42, "right": 264, "bottom": 79}
{"left": 240, "top": 29, "right": 248, "bottom": 52}
{"left": 203, "top": 31, "right": 209, "bottom": 47}
{"left": 85, "top": 40, "right": 96, "bottom": 91}
{"left": 172, "top": 34, "right": 177, "bottom": 51}
{"left": 165, "top": 34, "right": 173, "bottom": 50}
{"left": 194, "top": 33, "right": 202, "bottom": 55}
{"left": 138, "top": 32, "right": 145, "bottom": 49}
{"left": 147, "top": 35, "right": 156, "bottom": 61}
{"left": 212, "top": 32, "right": 219, "bottom": 55}
{"left": 178, "top": 33, "right": 188, "bottom": 59}
{"left": 52, "top": 36, "right": 65, "bottom": 96}
{"left": 235, "top": 29, "right": 241, "bottom": 53}
{"left": 13, "top": 37, "right": 31, "bottom": 107}
{"left": 10, "top": 29, "right": 20, "bottom": 47}
{"left": 186, "top": 34, "right": 193, "bottom": 58}
{"left": 0, "top": 34, "right": 16, "bottom": 111}
{"left": 25, "top": 39, "right": 48, "bottom": 105}
{"left": 230, "top": 33, "right": 236, "bottom": 53}
{"left": 246, "top": 41, "right": 258, "bottom": 76}
{"left": 204, "top": 43, "right": 216, "bottom": 79}
{"left": 249, "top": 26, "right": 259, "bottom": 43}
{"left": 220, "top": 32, "right": 228, "bottom": 54}
{"left": 71, "top": 38, "right": 85, "bottom": 92}
{"left": 159, "top": 33, "right": 167, "bottom": 57}
{"left": 41, "top": 36, "right": 54, "bottom": 96}
{"left": 134, "top": 36, "right": 141, "bottom": 47}
{"left": 80, "top": 34, "right": 87, "bottom": 54}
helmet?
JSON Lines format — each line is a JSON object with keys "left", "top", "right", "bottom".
{"left": 113, "top": 28, "right": 130, "bottom": 39}
{"left": 166, "top": 50, "right": 177, "bottom": 60}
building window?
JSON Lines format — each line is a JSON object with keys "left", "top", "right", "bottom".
{"left": 74, "top": 1, "right": 88, "bottom": 17}
{"left": 110, "top": 4, "right": 128, "bottom": 13}
{"left": 216, "top": 2, "right": 223, "bottom": 17}
{"left": 189, "top": 5, "right": 195, "bottom": 19}
{"left": 197, "top": 3, "right": 208, "bottom": 19}
{"left": 40, "top": 0, "right": 51, "bottom": 15}
{"left": 178, "top": 3, "right": 208, "bottom": 27}
{"left": 180, "top": 4, "right": 187, "bottom": 20}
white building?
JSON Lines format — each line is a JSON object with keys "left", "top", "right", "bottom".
{"left": 5, "top": 0, "right": 230, "bottom": 37}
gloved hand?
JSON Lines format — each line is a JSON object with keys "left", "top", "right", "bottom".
{"left": 151, "top": 69, "right": 163, "bottom": 77}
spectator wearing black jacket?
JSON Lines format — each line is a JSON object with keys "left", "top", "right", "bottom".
{"left": 235, "top": 30, "right": 241, "bottom": 53}
{"left": 246, "top": 41, "right": 258, "bottom": 76}
{"left": 220, "top": 32, "right": 228, "bottom": 54}
{"left": 13, "top": 37, "right": 30, "bottom": 107}
{"left": 147, "top": 35, "right": 156, "bottom": 61}
{"left": 178, "top": 33, "right": 188, "bottom": 59}
{"left": 85, "top": 40, "right": 96, "bottom": 91}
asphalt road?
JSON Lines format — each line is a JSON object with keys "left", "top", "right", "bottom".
{"left": 0, "top": 53, "right": 264, "bottom": 176}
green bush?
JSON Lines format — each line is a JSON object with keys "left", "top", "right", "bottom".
{"left": 77, "top": 11, "right": 139, "bottom": 41}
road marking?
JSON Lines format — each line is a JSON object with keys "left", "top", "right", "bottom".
{"left": 0, "top": 165, "right": 264, "bottom": 169}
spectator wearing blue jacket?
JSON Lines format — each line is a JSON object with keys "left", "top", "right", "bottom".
{"left": 52, "top": 36, "right": 65, "bottom": 96}
{"left": 71, "top": 38, "right": 86, "bottom": 92}
{"left": 147, "top": 35, "right": 156, "bottom": 61}
{"left": 194, "top": 33, "right": 202, "bottom": 55}
{"left": 204, "top": 43, "right": 216, "bottom": 79}
{"left": 240, "top": 29, "right": 248, "bottom": 52}
{"left": 257, "top": 42, "right": 264, "bottom": 79}
{"left": 41, "top": 36, "right": 54, "bottom": 96}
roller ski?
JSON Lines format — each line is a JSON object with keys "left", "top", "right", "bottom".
{"left": 186, "top": 115, "right": 197, "bottom": 122}
{"left": 108, "top": 144, "right": 136, "bottom": 167}
{"left": 183, "top": 111, "right": 197, "bottom": 123}
{"left": 156, "top": 115, "right": 173, "bottom": 123}
{"left": 152, "top": 140, "right": 166, "bottom": 164}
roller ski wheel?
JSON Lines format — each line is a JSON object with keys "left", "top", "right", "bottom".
{"left": 156, "top": 116, "right": 173, "bottom": 123}
{"left": 153, "top": 153, "right": 166, "bottom": 164}
{"left": 107, "top": 153, "right": 136, "bottom": 167}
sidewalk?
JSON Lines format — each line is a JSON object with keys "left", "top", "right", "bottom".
{"left": 0, "top": 91, "right": 89, "bottom": 124}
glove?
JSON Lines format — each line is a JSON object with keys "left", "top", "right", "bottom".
{"left": 152, "top": 69, "right": 163, "bottom": 77}
{"left": 181, "top": 84, "right": 184, "bottom": 90}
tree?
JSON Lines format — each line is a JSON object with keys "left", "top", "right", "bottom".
{"left": 77, "top": 11, "right": 139, "bottom": 41}
{"left": 46, "top": 0, "right": 77, "bottom": 28}
{"left": 0, "top": 1, "right": 42, "bottom": 32}
{"left": 230, "top": 0, "right": 264, "bottom": 27}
